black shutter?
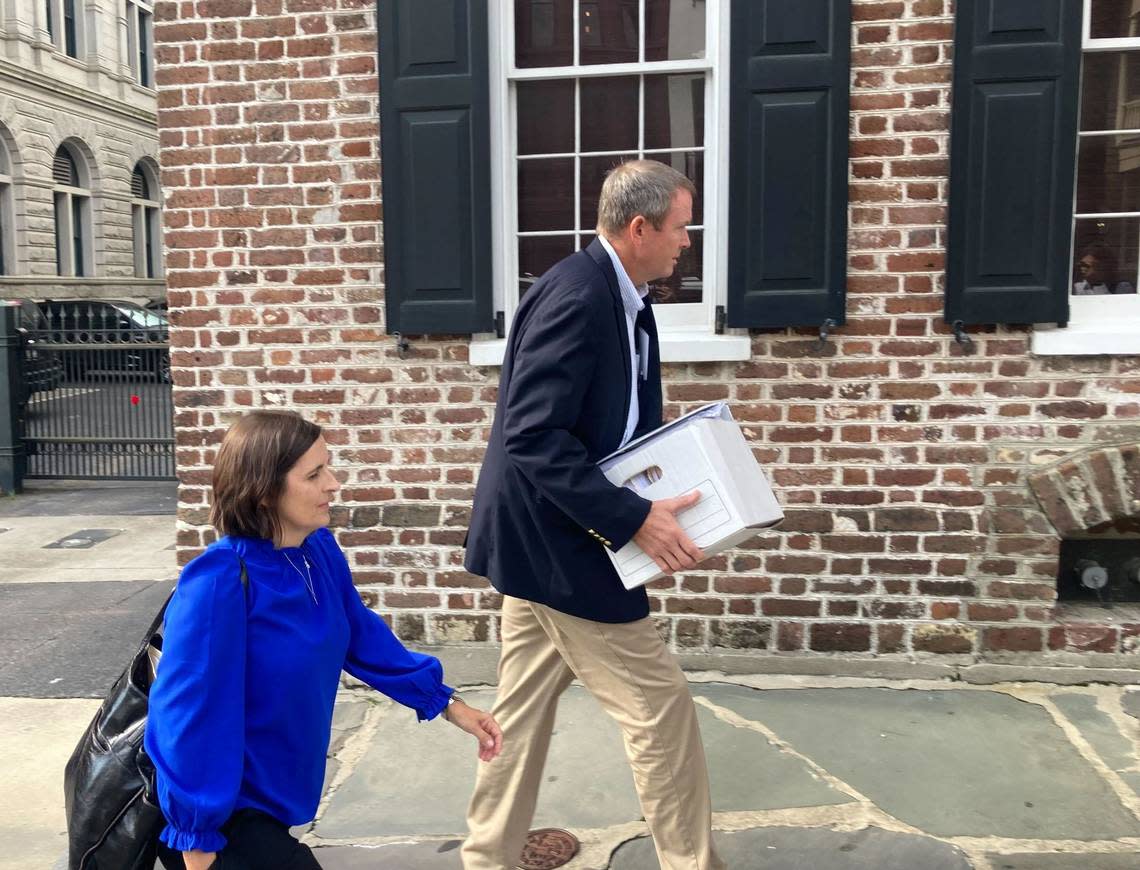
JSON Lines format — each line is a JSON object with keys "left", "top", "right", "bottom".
{"left": 378, "top": 0, "right": 492, "bottom": 335}
{"left": 945, "top": 0, "right": 1082, "bottom": 328}
{"left": 727, "top": 0, "right": 850, "bottom": 329}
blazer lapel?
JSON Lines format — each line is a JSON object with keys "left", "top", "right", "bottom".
{"left": 635, "top": 297, "right": 663, "bottom": 433}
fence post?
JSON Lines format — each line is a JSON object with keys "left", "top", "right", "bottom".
{"left": 0, "top": 302, "right": 26, "bottom": 495}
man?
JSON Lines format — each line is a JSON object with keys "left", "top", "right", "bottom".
{"left": 462, "top": 160, "right": 725, "bottom": 870}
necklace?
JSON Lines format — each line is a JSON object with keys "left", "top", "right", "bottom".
{"left": 283, "top": 551, "right": 318, "bottom": 605}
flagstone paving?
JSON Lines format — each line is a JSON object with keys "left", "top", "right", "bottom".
{"left": 309, "top": 677, "right": 1140, "bottom": 869}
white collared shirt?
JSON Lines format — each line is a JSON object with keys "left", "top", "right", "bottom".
{"left": 597, "top": 235, "right": 649, "bottom": 448}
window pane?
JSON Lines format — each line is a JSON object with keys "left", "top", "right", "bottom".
{"left": 580, "top": 76, "right": 638, "bottom": 152}
{"left": 580, "top": 153, "right": 637, "bottom": 229}
{"left": 648, "top": 150, "right": 704, "bottom": 225}
{"left": 72, "top": 196, "right": 84, "bottom": 277}
{"left": 1072, "top": 218, "right": 1139, "bottom": 295}
{"left": 650, "top": 229, "right": 702, "bottom": 305}
{"left": 519, "top": 235, "right": 575, "bottom": 295}
{"left": 518, "top": 158, "right": 574, "bottom": 231}
{"left": 1090, "top": 0, "right": 1140, "bottom": 40}
{"left": 517, "top": 80, "right": 575, "bottom": 155}
{"left": 644, "top": 73, "right": 704, "bottom": 150}
{"left": 54, "top": 193, "right": 66, "bottom": 275}
{"left": 645, "top": 0, "right": 706, "bottom": 62}
{"left": 139, "top": 10, "right": 151, "bottom": 87}
{"left": 516, "top": 0, "right": 572, "bottom": 68}
{"left": 579, "top": 0, "right": 638, "bottom": 65}
{"left": 1080, "top": 52, "right": 1140, "bottom": 132}
{"left": 1076, "top": 134, "right": 1140, "bottom": 214}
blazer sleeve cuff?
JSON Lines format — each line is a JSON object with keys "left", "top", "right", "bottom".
{"left": 597, "top": 493, "right": 652, "bottom": 551}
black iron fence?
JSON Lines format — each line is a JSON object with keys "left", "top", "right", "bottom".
{"left": 0, "top": 300, "right": 175, "bottom": 488}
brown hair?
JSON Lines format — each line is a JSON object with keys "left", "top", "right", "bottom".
{"left": 209, "top": 410, "right": 323, "bottom": 541}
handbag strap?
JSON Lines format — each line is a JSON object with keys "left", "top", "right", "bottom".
{"left": 143, "top": 553, "right": 250, "bottom": 644}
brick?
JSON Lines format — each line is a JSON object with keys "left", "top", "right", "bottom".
{"left": 983, "top": 627, "right": 1044, "bottom": 652}
{"left": 810, "top": 623, "right": 873, "bottom": 652}
{"left": 913, "top": 624, "right": 975, "bottom": 654}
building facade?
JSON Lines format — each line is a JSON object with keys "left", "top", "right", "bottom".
{"left": 0, "top": 0, "right": 163, "bottom": 305}
{"left": 157, "top": 0, "right": 1140, "bottom": 672}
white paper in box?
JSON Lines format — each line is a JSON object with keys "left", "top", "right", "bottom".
{"left": 598, "top": 402, "right": 784, "bottom": 590}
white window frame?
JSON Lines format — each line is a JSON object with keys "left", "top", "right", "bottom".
{"left": 1035, "top": 0, "right": 1140, "bottom": 354}
{"left": 53, "top": 147, "right": 92, "bottom": 278}
{"left": 472, "top": 0, "right": 748, "bottom": 365}
{"left": 131, "top": 163, "right": 161, "bottom": 279}
{"left": 0, "top": 141, "right": 13, "bottom": 277}
{"left": 45, "top": 0, "right": 84, "bottom": 59}
{"left": 126, "top": 0, "right": 155, "bottom": 88}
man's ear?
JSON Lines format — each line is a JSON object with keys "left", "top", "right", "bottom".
{"left": 629, "top": 214, "right": 646, "bottom": 241}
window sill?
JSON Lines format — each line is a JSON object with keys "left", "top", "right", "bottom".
{"left": 1032, "top": 321, "right": 1140, "bottom": 356}
{"left": 468, "top": 332, "right": 752, "bottom": 367}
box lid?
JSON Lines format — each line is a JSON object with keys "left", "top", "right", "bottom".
{"left": 599, "top": 402, "right": 731, "bottom": 473}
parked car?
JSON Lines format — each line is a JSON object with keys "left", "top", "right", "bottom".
{"left": 144, "top": 297, "right": 168, "bottom": 317}
{"left": 15, "top": 299, "right": 64, "bottom": 399}
{"left": 38, "top": 300, "right": 171, "bottom": 382}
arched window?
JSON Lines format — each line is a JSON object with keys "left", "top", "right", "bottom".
{"left": 131, "top": 161, "right": 161, "bottom": 278}
{"left": 53, "top": 143, "right": 91, "bottom": 277}
{"left": 0, "top": 136, "right": 13, "bottom": 276}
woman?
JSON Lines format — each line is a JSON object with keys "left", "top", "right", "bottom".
{"left": 145, "top": 410, "right": 502, "bottom": 870}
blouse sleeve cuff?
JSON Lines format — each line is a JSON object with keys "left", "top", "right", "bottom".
{"left": 160, "top": 824, "right": 228, "bottom": 854}
{"left": 418, "top": 682, "right": 455, "bottom": 722}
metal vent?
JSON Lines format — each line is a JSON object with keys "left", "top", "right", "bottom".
{"left": 131, "top": 166, "right": 149, "bottom": 199}
{"left": 53, "top": 148, "right": 79, "bottom": 187}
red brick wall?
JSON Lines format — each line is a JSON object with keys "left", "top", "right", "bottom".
{"left": 156, "top": 0, "right": 1140, "bottom": 663}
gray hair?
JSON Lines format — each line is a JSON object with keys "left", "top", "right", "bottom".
{"left": 596, "top": 159, "right": 696, "bottom": 236}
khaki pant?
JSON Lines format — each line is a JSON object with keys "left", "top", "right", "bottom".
{"left": 462, "top": 596, "right": 725, "bottom": 870}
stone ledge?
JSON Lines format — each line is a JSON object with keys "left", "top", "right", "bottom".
{"left": 395, "top": 645, "right": 1140, "bottom": 687}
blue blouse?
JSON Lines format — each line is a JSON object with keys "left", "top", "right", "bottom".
{"left": 144, "top": 528, "right": 453, "bottom": 853}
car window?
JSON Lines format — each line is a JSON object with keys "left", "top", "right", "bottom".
{"left": 110, "top": 304, "right": 167, "bottom": 329}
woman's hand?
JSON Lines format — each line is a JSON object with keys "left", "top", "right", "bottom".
{"left": 444, "top": 699, "right": 503, "bottom": 762}
{"left": 182, "top": 851, "right": 215, "bottom": 870}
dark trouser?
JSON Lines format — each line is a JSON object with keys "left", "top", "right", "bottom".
{"left": 156, "top": 809, "right": 321, "bottom": 870}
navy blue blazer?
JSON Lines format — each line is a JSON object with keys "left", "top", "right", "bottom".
{"left": 464, "top": 239, "right": 663, "bottom": 623}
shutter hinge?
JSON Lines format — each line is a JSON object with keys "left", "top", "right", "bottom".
{"left": 814, "top": 318, "right": 838, "bottom": 352}
{"left": 951, "top": 320, "right": 974, "bottom": 353}
{"left": 393, "top": 331, "right": 409, "bottom": 359}
{"left": 494, "top": 310, "right": 505, "bottom": 339}
{"left": 714, "top": 305, "right": 725, "bottom": 335}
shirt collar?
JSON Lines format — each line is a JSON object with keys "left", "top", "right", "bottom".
{"left": 597, "top": 235, "right": 648, "bottom": 320}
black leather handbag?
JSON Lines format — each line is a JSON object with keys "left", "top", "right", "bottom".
{"left": 63, "top": 560, "right": 248, "bottom": 869}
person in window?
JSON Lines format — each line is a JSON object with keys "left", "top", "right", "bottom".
{"left": 1073, "top": 243, "right": 1136, "bottom": 295}
{"left": 146, "top": 410, "right": 502, "bottom": 870}
{"left": 462, "top": 160, "right": 725, "bottom": 870}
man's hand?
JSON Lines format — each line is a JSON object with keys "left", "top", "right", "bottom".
{"left": 632, "top": 490, "right": 705, "bottom": 575}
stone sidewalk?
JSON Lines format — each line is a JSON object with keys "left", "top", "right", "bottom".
{"left": 303, "top": 675, "right": 1140, "bottom": 870}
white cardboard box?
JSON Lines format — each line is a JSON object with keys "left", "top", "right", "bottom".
{"left": 598, "top": 402, "right": 784, "bottom": 590}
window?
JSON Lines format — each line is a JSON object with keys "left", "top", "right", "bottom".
{"left": 52, "top": 144, "right": 91, "bottom": 277}
{"left": 126, "top": 1, "right": 154, "bottom": 88}
{"left": 377, "top": 2, "right": 847, "bottom": 354}
{"left": 43, "top": 0, "right": 82, "bottom": 58}
{"left": 1036, "top": 0, "right": 1140, "bottom": 353}
{"left": 63, "top": 0, "right": 78, "bottom": 57}
{"left": 0, "top": 136, "right": 12, "bottom": 276}
{"left": 131, "top": 162, "right": 161, "bottom": 278}
{"left": 482, "top": 0, "right": 738, "bottom": 360}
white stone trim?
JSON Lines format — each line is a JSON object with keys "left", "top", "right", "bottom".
{"left": 468, "top": 331, "right": 751, "bottom": 367}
